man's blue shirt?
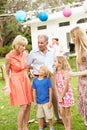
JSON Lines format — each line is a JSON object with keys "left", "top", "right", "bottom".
{"left": 27, "top": 47, "right": 55, "bottom": 75}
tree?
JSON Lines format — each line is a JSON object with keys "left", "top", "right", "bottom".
{"left": 1, "top": 0, "right": 84, "bottom": 15}
{"left": 0, "top": 0, "right": 7, "bottom": 46}
{"left": 1, "top": 16, "right": 31, "bottom": 46}
{"left": 0, "top": 0, "right": 7, "bottom": 14}
{"left": 0, "top": 0, "right": 32, "bottom": 46}
{"left": 0, "top": 0, "right": 84, "bottom": 47}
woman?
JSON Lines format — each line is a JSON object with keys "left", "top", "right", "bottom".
{"left": 4, "top": 35, "right": 33, "bottom": 130}
{"left": 69, "top": 26, "right": 87, "bottom": 126}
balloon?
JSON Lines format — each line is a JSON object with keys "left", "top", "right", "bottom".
{"left": 15, "top": 10, "right": 26, "bottom": 22}
{"left": 38, "top": 11, "right": 48, "bottom": 22}
{"left": 62, "top": 7, "right": 72, "bottom": 17}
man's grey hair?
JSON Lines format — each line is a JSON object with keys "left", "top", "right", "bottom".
{"left": 38, "top": 34, "right": 48, "bottom": 42}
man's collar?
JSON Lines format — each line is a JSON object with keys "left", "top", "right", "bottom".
{"left": 32, "top": 47, "right": 52, "bottom": 53}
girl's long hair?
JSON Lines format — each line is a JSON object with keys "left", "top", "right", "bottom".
{"left": 55, "top": 56, "right": 71, "bottom": 72}
{"left": 70, "top": 26, "right": 87, "bottom": 63}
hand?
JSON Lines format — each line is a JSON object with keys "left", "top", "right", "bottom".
{"left": 58, "top": 95, "right": 62, "bottom": 103}
{"left": 3, "top": 86, "right": 11, "bottom": 95}
{"left": 33, "top": 102, "right": 37, "bottom": 109}
{"left": 48, "top": 101, "right": 52, "bottom": 108}
{"left": 64, "top": 71, "right": 72, "bottom": 79}
{"left": 69, "top": 71, "right": 77, "bottom": 77}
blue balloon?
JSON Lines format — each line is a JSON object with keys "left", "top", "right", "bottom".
{"left": 15, "top": 10, "right": 26, "bottom": 23}
{"left": 38, "top": 11, "right": 48, "bottom": 22}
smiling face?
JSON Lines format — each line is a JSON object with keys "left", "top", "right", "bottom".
{"left": 38, "top": 67, "right": 45, "bottom": 77}
{"left": 12, "top": 35, "right": 28, "bottom": 54}
{"left": 16, "top": 43, "right": 26, "bottom": 54}
{"left": 71, "top": 34, "right": 75, "bottom": 44}
{"left": 54, "top": 56, "right": 71, "bottom": 72}
{"left": 38, "top": 66, "right": 50, "bottom": 78}
{"left": 54, "top": 57, "right": 62, "bottom": 71}
{"left": 38, "top": 35, "right": 48, "bottom": 52}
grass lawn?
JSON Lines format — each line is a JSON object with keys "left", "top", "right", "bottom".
{"left": 0, "top": 58, "right": 87, "bottom": 130}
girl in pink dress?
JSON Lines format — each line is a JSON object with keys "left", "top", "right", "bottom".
{"left": 4, "top": 35, "right": 33, "bottom": 130}
{"left": 54, "top": 56, "right": 74, "bottom": 130}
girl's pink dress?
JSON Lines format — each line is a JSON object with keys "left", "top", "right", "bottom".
{"left": 6, "top": 50, "right": 33, "bottom": 106}
{"left": 56, "top": 71, "right": 74, "bottom": 107}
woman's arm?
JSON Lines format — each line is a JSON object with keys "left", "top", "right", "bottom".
{"left": 4, "top": 57, "right": 11, "bottom": 95}
{"left": 69, "top": 70, "right": 87, "bottom": 77}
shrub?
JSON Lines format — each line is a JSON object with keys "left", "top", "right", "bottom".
{"left": 0, "top": 44, "right": 32, "bottom": 57}
{"left": 68, "top": 56, "right": 78, "bottom": 71}
{"left": 26, "top": 44, "right": 32, "bottom": 52}
{"left": 0, "top": 45, "right": 12, "bottom": 57}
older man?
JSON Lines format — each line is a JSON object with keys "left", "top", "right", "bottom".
{"left": 27, "top": 34, "right": 62, "bottom": 125}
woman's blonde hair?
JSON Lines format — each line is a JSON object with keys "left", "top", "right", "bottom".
{"left": 55, "top": 56, "right": 71, "bottom": 72}
{"left": 70, "top": 26, "right": 87, "bottom": 63}
{"left": 39, "top": 66, "right": 51, "bottom": 78}
{"left": 12, "top": 35, "right": 28, "bottom": 50}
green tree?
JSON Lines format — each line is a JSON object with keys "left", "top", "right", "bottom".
{"left": 1, "top": 16, "right": 31, "bottom": 46}
{"left": 0, "top": 0, "right": 84, "bottom": 47}
{"left": 0, "top": 0, "right": 7, "bottom": 14}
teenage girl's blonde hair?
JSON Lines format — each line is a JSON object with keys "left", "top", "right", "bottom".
{"left": 39, "top": 66, "right": 51, "bottom": 78}
{"left": 12, "top": 35, "right": 28, "bottom": 50}
{"left": 55, "top": 56, "right": 71, "bottom": 72}
{"left": 70, "top": 26, "right": 87, "bottom": 63}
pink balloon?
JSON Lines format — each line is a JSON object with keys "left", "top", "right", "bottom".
{"left": 62, "top": 7, "right": 72, "bottom": 17}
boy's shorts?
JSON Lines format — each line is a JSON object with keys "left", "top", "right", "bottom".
{"left": 37, "top": 102, "right": 53, "bottom": 119}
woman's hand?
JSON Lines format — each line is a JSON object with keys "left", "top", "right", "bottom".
{"left": 3, "top": 86, "right": 11, "bottom": 95}
{"left": 64, "top": 71, "right": 73, "bottom": 80}
{"left": 66, "top": 71, "right": 87, "bottom": 77}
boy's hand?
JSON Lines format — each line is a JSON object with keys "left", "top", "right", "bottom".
{"left": 48, "top": 101, "right": 52, "bottom": 108}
